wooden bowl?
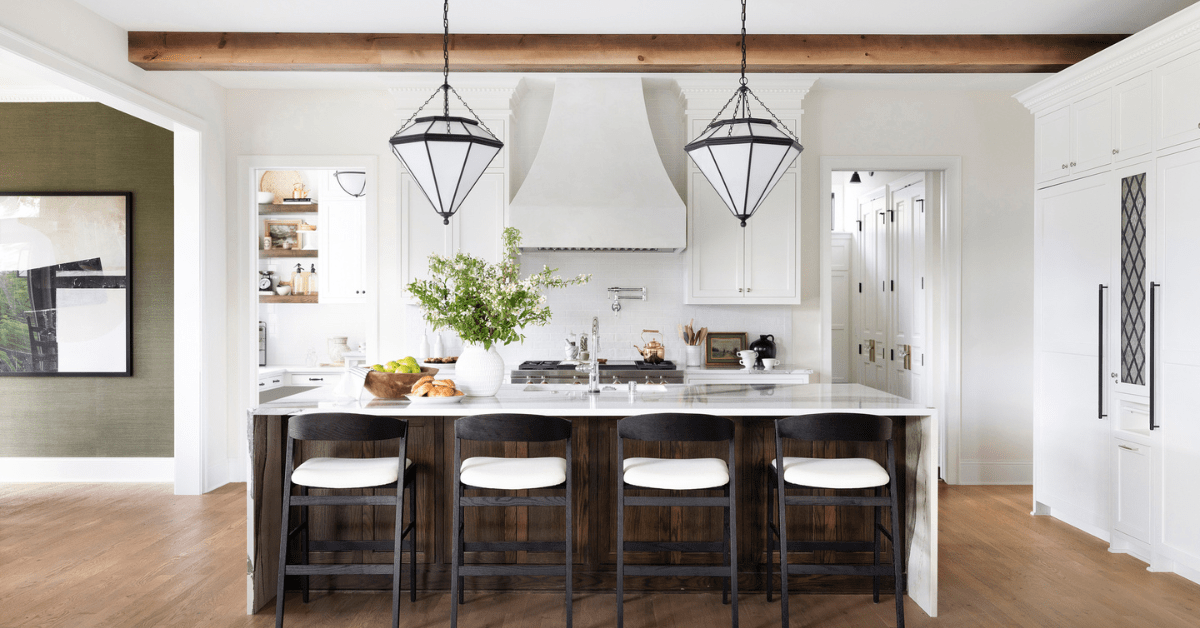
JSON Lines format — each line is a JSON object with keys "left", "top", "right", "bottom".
{"left": 363, "top": 367, "right": 440, "bottom": 399}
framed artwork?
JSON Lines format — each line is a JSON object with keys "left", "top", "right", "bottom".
{"left": 0, "top": 192, "right": 133, "bottom": 376}
{"left": 264, "top": 219, "right": 302, "bottom": 249}
{"left": 705, "top": 332, "right": 748, "bottom": 367}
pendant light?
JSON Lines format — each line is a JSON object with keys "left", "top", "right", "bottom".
{"left": 684, "top": 0, "right": 803, "bottom": 227}
{"left": 849, "top": 171, "right": 862, "bottom": 184}
{"left": 333, "top": 171, "right": 367, "bottom": 197}
{"left": 389, "top": 0, "right": 503, "bottom": 225}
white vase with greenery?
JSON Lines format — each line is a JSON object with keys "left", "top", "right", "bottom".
{"left": 407, "top": 227, "right": 589, "bottom": 396}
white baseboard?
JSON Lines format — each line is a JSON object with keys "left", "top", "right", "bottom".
{"left": 0, "top": 457, "right": 173, "bottom": 482}
{"left": 957, "top": 460, "right": 1033, "bottom": 485}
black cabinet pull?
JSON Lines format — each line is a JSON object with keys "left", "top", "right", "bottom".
{"left": 1150, "top": 282, "right": 1159, "bottom": 430}
{"left": 1099, "top": 284, "right": 1107, "bottom": 419}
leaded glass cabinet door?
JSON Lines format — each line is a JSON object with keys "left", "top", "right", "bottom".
{"left": 1111, "top": 164, "right": 1152, "bottom": 399}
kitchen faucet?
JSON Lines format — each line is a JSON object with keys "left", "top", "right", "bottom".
{"left": 575, "top": 316, "right": 601, "bottom": 393}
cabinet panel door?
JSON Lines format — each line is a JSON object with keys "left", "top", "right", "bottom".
{"left": 1114, "top": 440, "right": 1151, "bottom": 543}
{"left": 1072, "top": 90, "right": 1113, "bottom": 174}
{"left": 453, "top": 172, "right": 505, "bottom": 263}
{"left": 402, "top": 173, "right": 453, "bottom": 297}
{"left": 1156, "top": 50, "right": 1200, "bottom": 150}
{"left": 688, "top": 172, "right": 744, "bottom": 300}
{"left": 1156, "top": 147, "right": 1200, "bottom": 563}
{"left": 318, "top": 198, "right": 366, "bottom": 303}
{"left": 1036, "top": 175, "right": 1113, "bottom": 355}
{"left": 744, "top": 171, "right": 797, "bottom": 298}
{"left": 1035, "top": 105, "right": 1072, "bottom": 185}
{"left": 1113, "top": 73, "right": 1153, "bottom": 161}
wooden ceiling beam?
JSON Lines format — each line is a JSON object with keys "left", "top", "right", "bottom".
{"left": 129, "top": 33, "right": 1126, "bottom": 73}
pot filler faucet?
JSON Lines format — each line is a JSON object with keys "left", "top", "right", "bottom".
{"left": 575, "top": 316, "right": 601, "bottom": 393}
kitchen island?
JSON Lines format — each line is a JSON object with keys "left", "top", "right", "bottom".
{"left": 246, "top": 383, "right": 937, "bottom": 617}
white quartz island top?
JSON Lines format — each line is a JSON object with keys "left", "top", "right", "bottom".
{"left": 251, "top": 382, "right": 935, "bottom": 419}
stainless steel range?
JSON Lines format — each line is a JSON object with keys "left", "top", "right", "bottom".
{"left": 511, "top": 360, "right": 684, "bottom": 385}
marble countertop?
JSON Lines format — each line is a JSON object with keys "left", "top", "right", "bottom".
{"left": 250, "top": 382, "right": 934, "bottom": 418}
{"left": 684, "top": 364, "right": 814, "bottom": 375}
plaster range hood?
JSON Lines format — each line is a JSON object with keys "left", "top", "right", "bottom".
{"left": 509, "top": 77, "right": 686, "bottom": 252}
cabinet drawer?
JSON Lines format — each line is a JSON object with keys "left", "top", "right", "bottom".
{"left": 258, "top": 375, "right": 287, "bottom": 391}
{"left": 1114, "top": 439, "right": 1151, "bottom": 543}
{"left": 290, "top": 372, "right": 336, "bottom": 385}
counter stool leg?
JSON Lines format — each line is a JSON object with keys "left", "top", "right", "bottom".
{"left": 765, "top": 466, "right": 773, "bottom": 603}
{"left": 777, "top": 465, "right": 789, "bottom": 627}
{"left": 616, "top": 440, "right": 626, "bottom": 628}
{"left": 451, "top": 472, "right": 461, "bottom": 628}
{"left": 409, "top": 476, "right": 418, "bottom": 603}
{"left": 728, "top": 439, "right": 739, "bottom": 628}
{"left": 275, "top": 443, "right": 295, "bottom": 628}
{"left": 391, "top": 466, "right": 406, "bottom": 628}
{"left": 888, "top": 442, "right": 905, "bottom": 628}
{"left": 565, "top": 438, "right": 574, "bottom": 628}
{"left": 873, "top": 486, "right": 881, "bottom": 604}
{"left": 723, "top": 484, "right": 731, "bottom": 605}
{"left": 299, "top": 486, "right": 309, "bottom": 604}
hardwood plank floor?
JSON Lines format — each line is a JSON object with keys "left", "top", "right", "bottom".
{"left": 1, "top": 482, "right": 1198, "bottom": 627}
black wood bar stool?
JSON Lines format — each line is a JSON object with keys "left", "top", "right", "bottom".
{"left": 275, "top": 412, "right": 416, "bottom": 628}
{"left": 765, "top": 413, "right": 903, "bottom": 628}
{"left": 616, "top": 413, "right": 738, "bottom": 628}
{"left": 452, "top": 413, "right": 574, "bottom": 628}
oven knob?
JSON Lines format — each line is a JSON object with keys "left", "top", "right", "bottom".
{"left": 658, "top": 377, "right": 667, "bottom": 385}
{"left": 612, "top": 376, "right": 621, "bottom": 385}
{"left": 645, "top": 375, "right": 651, "bottom": 384}
{"left": 540, "top": 376, "right": 547, "bottom": 384}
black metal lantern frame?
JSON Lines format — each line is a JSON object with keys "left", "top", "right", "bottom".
{"left": 389, "top": 0, "right": 503, "bottom": 225}
{"left": 683, "top": 0, "right": 803, "bottom": 227}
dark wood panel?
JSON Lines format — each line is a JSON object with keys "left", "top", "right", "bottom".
{"left": 129, "top": 32, "right": 1126, "bottom": 73}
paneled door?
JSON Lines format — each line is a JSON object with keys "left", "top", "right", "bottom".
{"left": 856, "top": 191, "right": 887, "bottom": 390}
{"left": 1034, "top": 174, "right": 1114, "bottom": 533}
{"left": 1155, "top": 147, "right": 1200, "bottom": 565}
{"left": 889, "top": 179, "right": 926, "bottom": 403}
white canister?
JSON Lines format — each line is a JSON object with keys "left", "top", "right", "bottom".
{"left": 685, "top": 345, "right": 702, "bottom": 367}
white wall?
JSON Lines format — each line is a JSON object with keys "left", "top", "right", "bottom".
{"left": 0, "top": 0, "right": 230, "bottom": 492}
{"left": 800, "top": 85, "right": 1038, "bottom": 484}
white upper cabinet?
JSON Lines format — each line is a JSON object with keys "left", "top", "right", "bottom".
{"left": 1113, "top": 72, "right": 1153, "bottom": 162}
{"left": 1035, "top": 90, "right": 1112, "bottom": 186}
{"left": 316, "top": 172, "right": 367, "bottom": 304}
{"left": 1155, "top": 49, "right": 1200, "bottom": 151}
{"left": 744, "top": 172, "right": 798, "bottom": 298}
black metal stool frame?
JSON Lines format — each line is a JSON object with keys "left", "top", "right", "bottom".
{"left": 276, "top": 413, "right": 416, "bottom": 628}
{"left": 616, "top": 412, "right": 739, "bottom": 628}
{"left": 452, "top": 413, "right": 574, "bottom": 628}
{"left": 765, "top": 413, "right": 904, "bottom": 628}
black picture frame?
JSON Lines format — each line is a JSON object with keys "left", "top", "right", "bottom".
{"left": 705, "top": 332, "right": 748, "bottom": 367}
{"left": 0, "top": 192, "right": 133, "bottom": 377}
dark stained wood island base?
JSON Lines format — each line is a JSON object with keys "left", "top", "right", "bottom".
{"left": 246, "top": 384, "right": 938, "bottom": 617}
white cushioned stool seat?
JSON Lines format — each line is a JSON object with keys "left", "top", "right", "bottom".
{"left": 460, "top": 456, "right": 568, "bottom": 490}
{"left": 771, "top": 457, "right": 889, "bottom": 489}
{"left": 623, "top": 457, "right": 730, "bottom": 490}
{"left": 292, "top": 457, "right": 413, "bottom": 489}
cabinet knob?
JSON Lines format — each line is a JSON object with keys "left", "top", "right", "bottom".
{"left": 1112, "top": 149, "right": 1118, "bottom": 155}
{"left": 746, "top": 288, "right": 751, "bottom": 293}
{"left": 738, "top": 288, "right": 744, "bottom": 292}
{"left": 1062, "top": 164, "right": 1068, "bottom": 169}
{"left": 1070, "top": 161, "right": 1076, "bottom": 167}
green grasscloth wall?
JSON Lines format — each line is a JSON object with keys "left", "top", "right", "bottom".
{"left": 0, "top": 103, "right": 173, "bottom": 457}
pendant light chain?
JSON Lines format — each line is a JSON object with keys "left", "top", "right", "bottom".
{"left": 443, "top": 0, "right": 450, "bottom": 126}
{"left": 739, "top": 0, "right": 748, "bottom": 86}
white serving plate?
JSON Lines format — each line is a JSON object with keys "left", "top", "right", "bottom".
{"left": 404, "top": 394, "right": 465, "bottom": 405}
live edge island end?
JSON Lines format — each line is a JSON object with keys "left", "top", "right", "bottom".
{"left": 246, "top": 383, "right": 938, "bottom": 617}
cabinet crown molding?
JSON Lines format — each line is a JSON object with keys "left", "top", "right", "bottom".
{"left": 1017, "top": 2, "right": 1200, "bottom": 112}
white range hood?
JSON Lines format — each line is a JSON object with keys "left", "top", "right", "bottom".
{"left": 509, "top": 78, "right": 686, "bottom": 252}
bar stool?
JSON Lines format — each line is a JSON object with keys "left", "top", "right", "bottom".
{"left": 452, "top": 413, "right": 573, "bottom": 628}
{"left": 275, "top": 412, "right": 416, "bottom": 628}
{"left": 616, "top": 413, "right": 738, "bottom": 628}
{"left": 765, "top": 413, "right": 903, "bottom": 628}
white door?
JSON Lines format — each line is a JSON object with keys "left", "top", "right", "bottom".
{"left": 318, "top": 198, "right": 366, "bottom": 303}
{"left": 855, "top": 191, "right": 887, "bottom": 390}
{"left": 689, "top": 171, "right": 745, "bottom": 299}
{"left": 889, "top": 177, "right": 925, "bottom": 401}
{"left": 1071, "top": 90, "right": 1114, "bottom": 175}
{"left": 1113, "top": 73, "right": 1152, "bottom": 162}
{"left": 1155, "top": 49, "right": 1200, "bottom": 150}
{"left": 745, "top": 172, "right": 798, "bottom": 298}
{"left": 830, "top": 233, "right": 853, "bottom": 383}
{"left": 1036, "top": 105, "right": 1072, "bottom": 185}
{"left": 1155, "top": 147, "right": 1200, "bottom": 564}
{"left": 1035, "top": 174, "right": 1114, "bottom": 531}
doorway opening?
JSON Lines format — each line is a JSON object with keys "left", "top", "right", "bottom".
{"left": 821, "top": 158, "right": 962, "bottom": 484}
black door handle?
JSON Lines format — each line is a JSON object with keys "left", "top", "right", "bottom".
{"left": 1150, "top": 282, "right": 1159, "bottom": 430}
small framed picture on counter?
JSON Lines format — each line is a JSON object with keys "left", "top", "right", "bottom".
{"left": 704, "top": 332, "right": 747, "bottom": 367}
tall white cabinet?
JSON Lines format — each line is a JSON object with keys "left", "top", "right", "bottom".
{"left": 1018, "top": 2, "right": 1200, "bottom": 583}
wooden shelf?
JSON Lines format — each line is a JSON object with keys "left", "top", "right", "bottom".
{"left": 260, "top": 249, "right": 318, "bottom": 258}
{"left": 259, "top": 294, "right": 318, "bottom": 304}
{"left": 259, "top": 203, "right": 317, "bottom": 214}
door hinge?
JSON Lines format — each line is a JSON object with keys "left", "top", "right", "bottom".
{"left": 890, "top": 349, "right": 895, "bottom": 361}
{"left": 888, "top": 209, "right": 895, "bottom": 223}
{"left": 890, "top": 279, "right": 894, "bottom": 292}
{"left": 858, "top": 282, "right": 862, "bottom": 293}
{"left": 858, "top": 344, "right": 863, "bottom": 355}
{"left": 921, "top": 353, "right": 925, "bottom": 366}
{"left": 857, "top": 220, "right": 862, "bottom": 232}
{"left": 921, "top": 276, "right": 924, "bottom": 289}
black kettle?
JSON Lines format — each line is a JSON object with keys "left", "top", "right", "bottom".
{"left": 749, "top": 334, "right": 776, "bottom": 367}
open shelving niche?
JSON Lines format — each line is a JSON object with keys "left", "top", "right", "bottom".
{"left": 259, "top": 203, "right": 319, "bottom": 303}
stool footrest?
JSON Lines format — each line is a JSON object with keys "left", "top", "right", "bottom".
{"left": 457, "top": 564, "right": 567, "bottom": 577}
{"left": 464, "top": 541, "right": 566, "bottom": 553}
{"left": 784, "top": 564, "right": 895, "bottom": 576}
{"left": 286, "top": 564, "right": 395, "bottom": 576}
{"left": 624, "top": 495, "right": 728, "bottom": 507}
{"left": 783, "top": 495, "right": 892, "bottom": 507}
{"left": 460, "top": 495, "right": 567, "bottom": 507}
{"left": 308, "top": 540, "right": 413, "bottom": 552}
{"left": 291, "top": 495, "right": 398, "bottom": 507}
{"left": 621, "top": 565, "right": 731, "bottom": 577}
{"left": 624, "top": 541, "right": 725, "bottom": 553}
{"left": 767, "top": 540, "right": 875, "bottom": 552}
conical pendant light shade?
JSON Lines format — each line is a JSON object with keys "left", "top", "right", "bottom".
{"left": 685, "top": 117, "right": 802, "bottom": 227}
{"left": 849, "top": 171, "right": 862, "bottom": 184}
{"left": 390, "top": 116, "right": 502, "bottom": 224}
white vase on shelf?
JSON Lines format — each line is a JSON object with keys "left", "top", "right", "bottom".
{"left": 455, "top": 343, "right": 505, "bottom": 396}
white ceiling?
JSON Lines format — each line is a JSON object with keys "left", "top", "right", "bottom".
{"left": 72, "top": 0, "right": 1197, "bottom": 35}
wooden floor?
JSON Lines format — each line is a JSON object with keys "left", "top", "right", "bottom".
{"left": 2, "top": 483, "right": 1198, "bottom": 627}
